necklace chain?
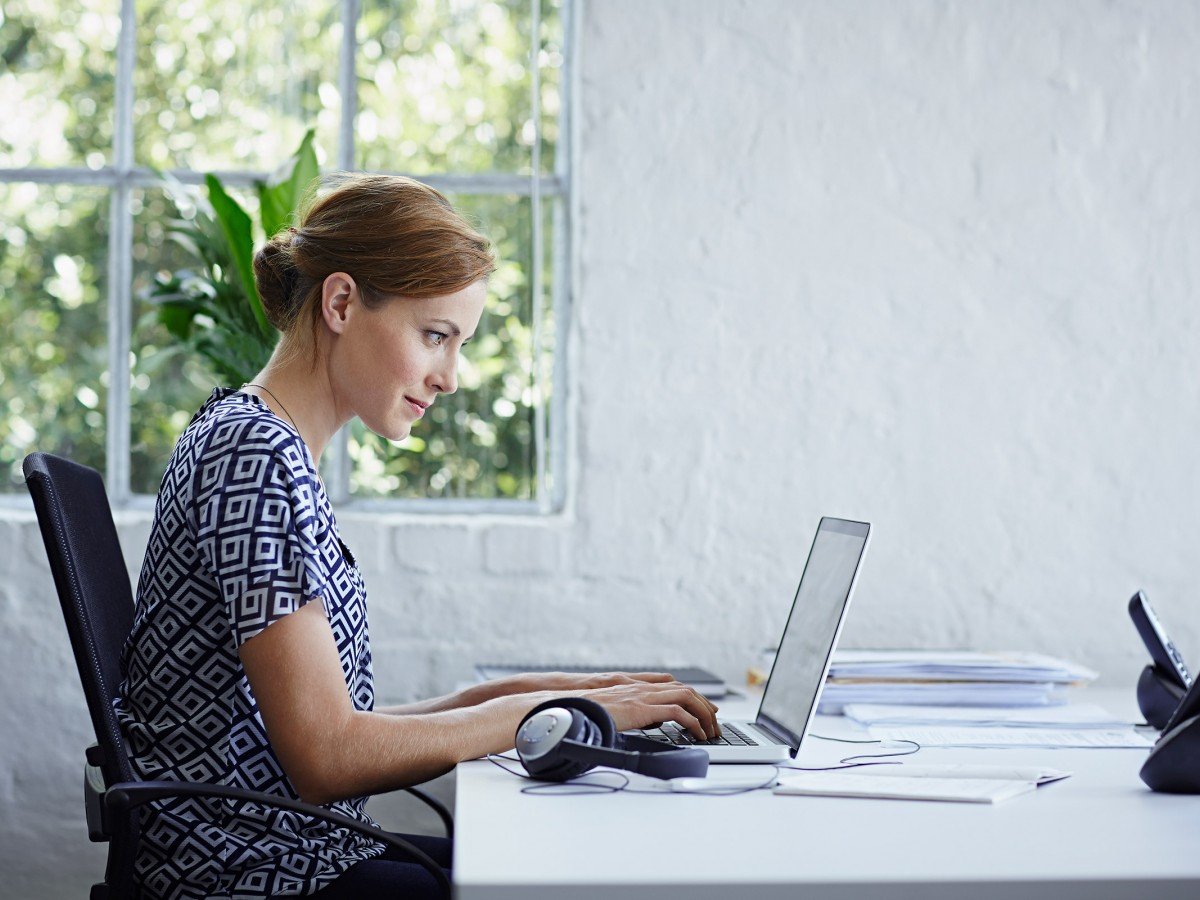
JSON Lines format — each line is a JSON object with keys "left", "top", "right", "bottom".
{"left": 241, "top": 383, "right": 299, "bottom": 433}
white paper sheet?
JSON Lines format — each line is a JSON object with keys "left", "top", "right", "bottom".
{"left": 843, "top": 702, "right": 1129, "bottom": 729}
{"left": 866, "top": 725, "right": 1155, "bottom": 749}
{"left": 775, "top": 772, "right": 1039, "bottom": 803}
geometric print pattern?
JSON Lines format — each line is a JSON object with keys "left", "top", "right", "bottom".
{"left": 114, "top": 388, "right": 382, "bottom": 899}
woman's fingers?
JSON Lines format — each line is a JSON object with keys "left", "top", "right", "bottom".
{"left": 550, "top": 671, "right": 721, "bottom": 730}
{"left": 664, "top": 704, "right": 706, "bottom": 740}
{"left": 635, "top": 681, "right": 721, "bottom": 729}
{"left": 624, "top": 671, "right": 675, "bottom": 684}
{"left": 589, "top": 682, "right": 719, "bottom": 740}
{"left": 647, "top": 679, "right": 720, "bottom": 718}
{"left": 588, "top": 671, "right": 674, "bottom": 689}
{"left": 649, "top": 695, "right": 715, "bottom": 741}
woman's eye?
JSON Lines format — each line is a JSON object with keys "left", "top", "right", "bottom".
{"left": 426, "top": 331, "right": 447, "bottom": 346}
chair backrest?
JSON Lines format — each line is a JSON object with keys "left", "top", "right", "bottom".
{"left": 23, "top": 452, "right": 136, "bottom": 787}
{"left": 22, "top": 451, "right": 452, "bottom": 898}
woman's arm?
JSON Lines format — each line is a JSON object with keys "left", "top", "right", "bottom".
{"left": 376, "top": 670, "right": 697, "bottom": 716}
{"left": 241, "top": 600, "right": 719, "bottom": 806}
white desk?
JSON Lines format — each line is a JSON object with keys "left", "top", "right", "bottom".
{"left": 453, "top": 688, "right": 1200, "bottom": 899}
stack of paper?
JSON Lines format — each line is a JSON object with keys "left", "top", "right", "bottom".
{"left": 816, "top": 650, "right": 1098, "bottom": 713}
{"left": 840, "top": 702, "right": 1152, "bottom": 749}
{"left": 862, "top": 726, "right": 1153, "bottom": 748}
{"left": 827, "top": 650, "right": 1098, "bottom": 683}
{"left": 821, "top": 682, "right": 1071, "bottom": 710}
{"left": 841, "top": 703, "right": 1128, "bottom": 729}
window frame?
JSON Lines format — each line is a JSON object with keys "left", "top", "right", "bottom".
{"left": 0, "top": 0, "right": 573, "bottom": 515}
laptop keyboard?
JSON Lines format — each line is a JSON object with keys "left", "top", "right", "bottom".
{"left": 638, "top": 721, "right": 759, "bottom": 747}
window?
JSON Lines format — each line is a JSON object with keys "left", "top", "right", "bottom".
{"left": 0, "top": 0, "right": 570, "bottom": 512}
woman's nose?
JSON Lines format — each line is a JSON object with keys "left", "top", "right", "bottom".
{"left": 430, "top": 356, "right": 458, "bottom": 395}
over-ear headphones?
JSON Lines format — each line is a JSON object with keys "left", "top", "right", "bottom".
{"left": 514, "top": 697, "right": 710, "bottom": 782}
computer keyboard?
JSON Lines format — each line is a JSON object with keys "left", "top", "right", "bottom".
{"left": 638, "top": 722, "right": 759, "bottom": 747}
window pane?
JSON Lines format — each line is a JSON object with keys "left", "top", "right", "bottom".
{"left": 348, "top": 193, "right": 542, "bottom": 500}
{"left": 356, "top": 0, "right": 562, "bottom": 176}
{"left": 134, "top": 0, "right": 341, "bottom": 172}
{"left": 129, "top": 187, "right": 229, "bottom": 494}
{"left": 0, "top": 184, "right": 109, "bottom": 490}
{"left": 537, "top": 0, "right": 565, "bottom": 175}
{"left": 539, "top": 194, "right": 559, "bottom": 500}
{"left": 0, "top": 0, "right": 119, "bottom": 169}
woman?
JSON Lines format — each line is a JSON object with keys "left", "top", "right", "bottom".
{"left": 115, "top": 173, "right": 719, "bottom": 899}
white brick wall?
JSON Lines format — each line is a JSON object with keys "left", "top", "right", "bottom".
{"left": 6, "top": 1, "right": 1200, "bottom": 894}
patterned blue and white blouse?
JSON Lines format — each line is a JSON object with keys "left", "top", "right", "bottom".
{"left": 115, "top": 387, "right": 384, "bottom": 899}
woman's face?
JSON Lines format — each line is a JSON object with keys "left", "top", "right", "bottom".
{"left": 330, "top": 279, "right": 488, "bottom": 441}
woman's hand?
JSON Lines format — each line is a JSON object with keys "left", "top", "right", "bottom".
{"left": 491, "top": 678, "right": 721, "bottom": 743}
{"left": 575, "top": 680, "right": 722, "bottom": 740}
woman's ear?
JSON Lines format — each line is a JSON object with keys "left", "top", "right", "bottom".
{"left": 321, "top": 272, "right": 358, "bottom": 335}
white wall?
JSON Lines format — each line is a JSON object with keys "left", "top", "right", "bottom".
{"left": 5, "top": 1, "right": 1200, "bottom": 895}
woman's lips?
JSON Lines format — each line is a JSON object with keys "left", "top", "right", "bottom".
{"left": 405, "top": 396, "right": 428, "bottom": 417}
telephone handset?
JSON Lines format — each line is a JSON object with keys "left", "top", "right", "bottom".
{"left": 1128, "top": 591, "right": 1191, "bottom": 729}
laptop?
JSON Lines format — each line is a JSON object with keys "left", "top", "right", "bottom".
{"left": 632, "top": 516, "right": 871, "bottom": 763}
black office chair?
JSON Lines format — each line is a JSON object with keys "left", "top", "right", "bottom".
{"left": 23, "top": 451, "right": 453, "bottom": 899}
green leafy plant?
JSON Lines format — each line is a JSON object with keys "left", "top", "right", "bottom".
{"left": 142, "top": 129, "right": 320, "bottom": 385}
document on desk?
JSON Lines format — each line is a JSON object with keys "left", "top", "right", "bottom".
{"left": 866, "top": 725, "right": 1155, "bottom": 748}
{"left": 775, "top": 772, "right": 1039, "bottom": 804}
{"left": 820, "top": 681, "right": 1070, "bottom": 711}
{"left": 816, "top": 649, "right": 1098, "bottom": 712}
{"left": 844, "top": 702, "right": 1129, "bottom": 729}
{"left": 827, "top": 763, "right": 1072, "bottom": 784}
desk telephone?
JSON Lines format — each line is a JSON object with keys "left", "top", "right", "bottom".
{"left": 1129, "top": 591, "right": 1200, "bottom": 793}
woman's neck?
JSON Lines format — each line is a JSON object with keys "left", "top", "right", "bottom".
{"left": 244, "top": 347, "right": 345, "bottom": 464}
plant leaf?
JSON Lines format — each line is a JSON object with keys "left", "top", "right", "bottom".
{"left": 204, "top": 173, "right": 274, "bottom": 339}
{"left": 257, "top": 128, "right": 319, "bottom": 239}
{"left": 156, "top": 300, "right": 200, "bottom": 341}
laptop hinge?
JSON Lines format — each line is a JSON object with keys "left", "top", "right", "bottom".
{"left": 755, "top": 714, "right": 802, "bottom": 752}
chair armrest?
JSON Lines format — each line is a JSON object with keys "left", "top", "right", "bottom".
{"left": 104, "top": 780, "right": 450, "bottom": 898}
{"left": 397, "top": 786, "right": 454, "bottom": 839}
{"left": 85, "top": 763, "right": 109, "bottom": 842}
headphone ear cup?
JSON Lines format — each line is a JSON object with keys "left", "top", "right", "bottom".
{"left": 579, "top": 715, "right": 600, "bottom": 746}
{"left": 531, "top": 709, "right": 592, "bottom": 781}
{"left": 554, "top": 696, "right": 618, "bottom": 747}
{"left": 514, "top": 697, "right": 617, "bottom": 781}
{"left": 517, "top": 697, "right": 618, "bottom": 747}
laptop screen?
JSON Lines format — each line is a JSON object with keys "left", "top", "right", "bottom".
{"left": 756, "top": 517, "right": 870, "bottom": 746}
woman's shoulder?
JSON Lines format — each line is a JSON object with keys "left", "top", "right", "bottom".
{"left": 185, "top": 388, "right": 316, "bottom": 488}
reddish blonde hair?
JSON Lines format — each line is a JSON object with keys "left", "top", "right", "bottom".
{"left": 253, "top": 173, "right": 494, "bottom": 345}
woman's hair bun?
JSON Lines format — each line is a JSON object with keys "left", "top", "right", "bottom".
{"left": 252, "top": 234, "right": 298, "bottom": 331}
{"left": 248, "top": 173, "right": 495, "bottom": 349}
